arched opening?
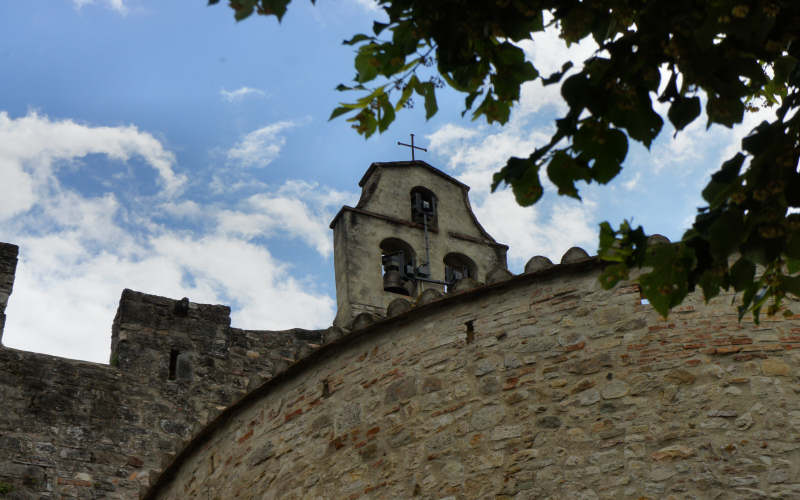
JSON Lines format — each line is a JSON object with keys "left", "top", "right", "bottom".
{"left": 380, "top": 238, "right": 416, "bottom": 296}
{"left": 444, "top": 252, "right": 477, "bottom": 284}
{"left": 410, "top": 186, "right": 437, "bottom": 228}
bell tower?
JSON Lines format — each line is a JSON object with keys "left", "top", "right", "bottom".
{"left": 329, "top": 160, "right": 509, "bottom": 328}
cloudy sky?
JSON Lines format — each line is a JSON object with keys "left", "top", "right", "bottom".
{"left": 0, "top": 1, "right": 768, "bottom": 363}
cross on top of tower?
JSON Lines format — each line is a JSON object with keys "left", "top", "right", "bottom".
{"left": 397, "top": 133, "right": 427, "bottom": 161}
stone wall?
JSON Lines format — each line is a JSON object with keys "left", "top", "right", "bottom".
{"left": 0, "top": 242, "right": 18, "bottom": 344}
{"left": 0, "top": 269, "right": 336, "bottom": 499}
{"left": 148, "top": 262, "right": 800, "bottom": 500}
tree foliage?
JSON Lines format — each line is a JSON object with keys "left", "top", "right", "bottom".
{"left": 212, "top": 0, "right": 800, "bottom": 321}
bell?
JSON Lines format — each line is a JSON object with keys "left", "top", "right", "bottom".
{"left": 383, "top": 270, "right": 409, "bottom": 295}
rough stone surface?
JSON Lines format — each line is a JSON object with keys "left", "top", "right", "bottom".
{"left": 351, "top": 312, "right": 377, "bottom": 330}
{"left": 0, "top": 284, "right": 327, "bottom": 499}
{"left": 0, "top": 242, "right": 18, "bottom": 345}
{"left": 561, "top": 246, "right": 591, "bottom": 264}
{"left": 5, "top": 161, "right": 800, "bottom": 500}
{"left": 331, "top": 161, "right": 508, "bottom": 327}
{"left": 148, "top": 266, "right": 800, "bottom": 500}
{"left": 524, "top": 255, "right": 554, "bottom": 274}
{"left": 486, "top": 266, "right": 514, "bottom": 284}
{"left": 417, "top": 288, "right": 443, "bottom": 305}
{"left": 386, "top": 297, "right": 412, "bottom": 317}
{"left": 448, "top": 277, "right": 481, "bottom": 294}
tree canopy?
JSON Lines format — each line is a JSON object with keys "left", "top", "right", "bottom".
{"left": 211, "top": 0, "right": 800, "bottom": 322}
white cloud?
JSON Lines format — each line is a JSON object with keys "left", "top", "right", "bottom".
{"left": 0, "top": 111, "right": 185, "bottom": 221}
{"left": 217, "top": 181, "right": 354, "bottom": 257}
{"left": 472, "top": 190, "right": 597, "bottom": 269}
{"left": 623, "top": 172, "right": 641, "bottom": 191}
{"left": 0, "top": 111, "right": 341, "bottom": 364}
{"left": 351, "top": 0, "right": 380, "bottom": 12}
{"left": 73, "top": 0, "right": 128, "bottom": 14}
{"left": 220, "top": 86, "right": 267, "bottom": 103}
{"left": 226, "top": 121, "right": 297, "bottom": 168}
{"left": 427, "top": 121, "right": 596, "bottom": 269}
{"left": 158, "top": 200, "right": 203, "bottom": 219}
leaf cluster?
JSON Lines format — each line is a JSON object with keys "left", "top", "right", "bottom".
{"left": 215, "top": 0, "right": 800, "bottom": 320}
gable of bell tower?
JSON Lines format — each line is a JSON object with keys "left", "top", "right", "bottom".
{"left": 329, "top": 160, "right": 509, "bottom": 328}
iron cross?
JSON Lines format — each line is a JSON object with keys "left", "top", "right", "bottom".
{"left": 397, "top": 133, "right": 427, "bottom": 161}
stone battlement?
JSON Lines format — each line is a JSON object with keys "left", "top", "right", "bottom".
{"left": 2, "top": 238, "right": 800, "bottom": 498}
{"left": 144, "top": 245, "right": 800, "bottom": 499}
{"left": 0, "top": 243, "right": 339, "bottom": 498}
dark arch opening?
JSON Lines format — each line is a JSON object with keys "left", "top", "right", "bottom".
{"left": 444, "top": 252, "right": 477, "bottom": 284}
{"left": 380, "top": 238, "right": 417, "bottom": 296}
{"left": 410, "top": 186, "right": 437, "bottom": 228}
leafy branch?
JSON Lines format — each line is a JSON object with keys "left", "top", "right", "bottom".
{"left": 212, "top": 0, "right": 800, "bottom": 322}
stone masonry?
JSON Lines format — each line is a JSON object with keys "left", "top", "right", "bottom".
{"left": 330, "top": 161, "right": 508, "bottom": 327}
{"left": 3, "top": 159, "right": 800, "bottom": 499}
{"left": 0, "top": 242, "right": 338, "bottom": 499}
{"left": 147, "top": 260, "right": 800, "bottom": 499}
{"left": 0, "top": 243, "right": 17, "bottom": 345}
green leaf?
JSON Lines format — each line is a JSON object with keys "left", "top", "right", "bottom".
{"left": 573, "top": 125, "right": 627, "bottom": 184}
{"left": 658, "top": 72, "right": 679, "bottom": 103}
{"left": 395, "top": 83, "right": 414, "bottom": 111}
{"left": 729, "top": 257, "right": 755, "bottom": 291}
{"left": 707, "top": 95, "right": 745, "bottom": 128}
{"left": 599, "top": 263, "right": 629, "bottom": 289}
{"left": 781, "top": 276, "right": 800, "bottom": 298}
{"left": 708, "top": 211, "right": 745, "bottom": 259}
{"left": 668, "top": 96, "right": 701, "bottom": 132}
{"left": 234, "top": 3, "right": 256, "bottom": 21}
{"left": 329, "top": 106, "right": 352, "bottom": 121}
{"left": 500, "top": 157, "right": 542, "bottom": 206}
{"left": 546, "top": 150, "right": 591, "bottom": 199}
{"left": 354, "top": 45, "right": 379, "bottom": 83}
{"left": 260, "top": 0, "right": 290, "bottom": 21}
{"left": 343, "top": 33, "right": 373, "bottom": 46}
{"left": 542, "top": 61, "right": 573, "bottom": 85}
{"left": 415, "top": 82, "right": 438, "bottom": 119}
{"left": 377, "top": 94, "right": 395, "bottom": 132}
{"left": 597, "top": 221, "right": 619, "bottom": 260}
{"left": 372, "top": 21, "right": 389, "bottom": 35}
{"left": 786, "top": 231, "right": 800, "bottom": 260}
{"left": 741, "top": 121, "right": 774, "bottom": 155}
{"left": 698, "top": 268, "right": 724, "bottom": 301}
{"left": 639, "top": 244, "right": 693, "bottom": 317}
{"left": 701, "top": 153, "right": 744, "bottom": 206}
{"left": 560, "top": 73, "right": 591, "bottom": 110}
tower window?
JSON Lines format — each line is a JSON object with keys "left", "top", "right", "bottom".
{"left": 410, "top": 187, "right": 437, "bottom": 228}
{"left": 444, "top": 253, "right": 477, "bottom": 284}
{"left": 380, "top": 238, "right": 416, "bottom": 296}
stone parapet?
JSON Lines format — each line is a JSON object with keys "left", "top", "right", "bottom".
{"left": 0, "top": 278, "right": 331, "bottom": 498}
{"left": 0, "top": 242, "right": 18, "bottom": 345}
{"left": 148, "top": 266, "right": 800, "bottom": 500}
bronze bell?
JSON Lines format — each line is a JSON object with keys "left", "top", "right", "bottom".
{"left": 383, "top": 269, "right": 409, "bottom": 295}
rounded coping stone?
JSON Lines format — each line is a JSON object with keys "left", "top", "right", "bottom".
{"left": 560, "top": 246, "right": 591, "bottom": 264}
{"left": 386, "top": 297, "right": 413, "bottom": 317}
{"left": 350, "top": 312, "right": 377, "bottom": 331}
{"left": 647, "top": 234, "right": 671, "bottom": 245}
{"left": 324, "top": 326, "right": 346, "bottom": 344}
{"left": 486, "top": 267, "right": 514, "bottom": 285}
{"left": 449, "top": 277, "right": 482, "bottom": 294}
{"left": 417, "top": 288, "right": 443, "bottom": 305}
{"left": 524, "top": 255, "right": 554, "bottom": 274}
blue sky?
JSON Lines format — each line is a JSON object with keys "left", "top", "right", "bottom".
{"left": 0, "top": 1, "right": 768, "bottom": 362}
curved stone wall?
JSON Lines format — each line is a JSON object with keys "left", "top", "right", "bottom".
{"left": 149, "top": 263, "right": 800, "bottom": 499}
